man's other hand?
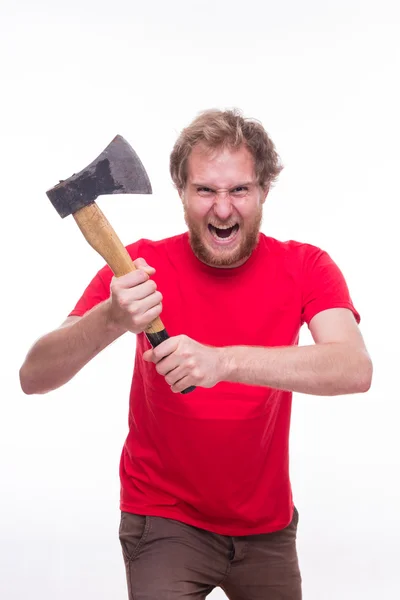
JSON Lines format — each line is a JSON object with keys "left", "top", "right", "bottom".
{"left": 143, "top": 335, "right": 225, "bottom": 393}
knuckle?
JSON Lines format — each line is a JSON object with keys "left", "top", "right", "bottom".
{"left": 118, "top": 295, "right": 129, "bottom": 309}
{"left": 110, "top": 279, "right": 120, "bottom": 294}
{"left": 148, "top": 280, "right": 157, "bottom": 293}
{"left": 133, "top": 258, "right": 149, "bottom": 270}
{"left": 135, "top": 270, "right": 149, "bottom": 284}
{"left": 151, "top": 304, "right": 162, "bottom": 316}
{"left": 136, "top": 312, "right": 148, "bottom": 325}
{"left": 192, "top": 368, "right": 201, "bottom": 381}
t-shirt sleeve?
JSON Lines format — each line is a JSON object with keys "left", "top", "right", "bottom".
{"left": 68, "top": 265, "right": 114, "bottom": 317}
{"left": 301, "top": 245, "right": 360, "bottom": 326}
{"left": 68, "top": 240, "right": 143, "bottom": 317}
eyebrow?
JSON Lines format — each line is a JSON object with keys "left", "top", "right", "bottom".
{"left": 191, "top": 181, "right": 255, "bottom": 188}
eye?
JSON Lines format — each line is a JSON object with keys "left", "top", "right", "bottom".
{"left": 231, "top": 186, "right": 249, "bottom": 197}
{"left": 197, "top": 187, "right": 214, "bottom": 196}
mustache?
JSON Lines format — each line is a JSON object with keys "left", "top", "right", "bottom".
{"left": 208, "top": 223, "right": 239, "bottom": 229}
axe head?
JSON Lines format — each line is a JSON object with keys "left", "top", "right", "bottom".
{"left": 46, "top": 135, "right": 152, "bottom": 218}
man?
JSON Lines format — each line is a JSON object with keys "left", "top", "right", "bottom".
{"left": 20, "top": 109, "right": 372, "bottom": 599}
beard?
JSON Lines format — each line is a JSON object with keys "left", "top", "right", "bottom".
{"left": 184, "top": 205, "right": 263, "bottom": 268}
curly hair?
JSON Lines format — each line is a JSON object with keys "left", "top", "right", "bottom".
{"left": 170, "top": 108, "right": 283, "bottom": 191}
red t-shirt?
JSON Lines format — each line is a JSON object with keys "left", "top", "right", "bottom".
{"left": 70, "top": 232, "right": 360, "bottom": 535}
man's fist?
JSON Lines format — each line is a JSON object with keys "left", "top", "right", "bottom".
{"left": 107, "top": 258, "right": 163, "bottom": 334}
{"left": 143, "top": 334, "right": 225, "bottom": 393}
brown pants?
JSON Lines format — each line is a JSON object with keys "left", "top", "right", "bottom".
{"left": 119, "top": 509, "right": 302, "bottom": 599}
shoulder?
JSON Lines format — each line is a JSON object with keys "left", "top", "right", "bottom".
{"left": 260, "top": 233, "right": 324, "bottom": 263}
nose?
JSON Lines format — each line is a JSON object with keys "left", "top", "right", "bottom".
{"left": 213, "top": 191, "right": 234, "bottom": 220}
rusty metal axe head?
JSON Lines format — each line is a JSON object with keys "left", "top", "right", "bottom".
{"left": 46, "top": 135, "right": 152, "bottom": 218}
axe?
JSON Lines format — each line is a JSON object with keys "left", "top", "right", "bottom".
{"left": 46, "top": 135, "right": 195, "bottom": 394}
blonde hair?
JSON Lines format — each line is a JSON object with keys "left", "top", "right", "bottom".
{"left": 170, "top": 108, "right": 283, "bottom": 191}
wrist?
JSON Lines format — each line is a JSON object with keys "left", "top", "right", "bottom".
{"left": 103, "top": 299, "right": 126, "bottom": 336}
{"left": 216, "top": 346, "right": 237, "bottom": 383}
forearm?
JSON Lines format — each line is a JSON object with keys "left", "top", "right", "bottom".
{"left": 221, "top": 343, "right": 372, "bottom": 396}
{"left": 19, "top": 300, "right": 125, "bottom": 395}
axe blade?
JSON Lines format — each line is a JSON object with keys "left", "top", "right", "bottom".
{"left": 46, "top": 135, "right": 152, "bottom": 218}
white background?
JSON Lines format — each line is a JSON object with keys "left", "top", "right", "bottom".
{"left": 1, "top": 0, "right": 399, "bottom": 598}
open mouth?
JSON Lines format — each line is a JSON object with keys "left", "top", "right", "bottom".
{"left": 208, "top": 223, "right": 239, "bottom": 241}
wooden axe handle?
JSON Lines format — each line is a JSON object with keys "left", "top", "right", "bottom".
{"left": 73, "top": 203, "right": 195, "bottom": 394}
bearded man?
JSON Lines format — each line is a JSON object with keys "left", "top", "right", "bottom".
{"left": 20, "top": 109, "right": 372, "bottom": 600}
